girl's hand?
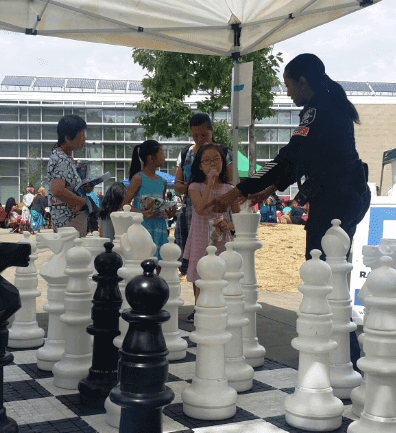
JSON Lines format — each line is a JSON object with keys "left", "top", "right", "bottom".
{"left": 165, "top": 208, "right": 177, "bottom": 218}
{"left": 83, "top": 182, "right": 94, "bottom": 194}
{"left": 213, "top": 218, "right": 228, "bottom": 233}
{"left": 142, "top": 210, "right": 156, "bottom": 220}
{"left": 207, "top": 169, "right": 218, "bottom": 187}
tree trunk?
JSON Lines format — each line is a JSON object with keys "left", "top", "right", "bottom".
{"left": 248, "top": 108, "right": 256, "bottom": 177}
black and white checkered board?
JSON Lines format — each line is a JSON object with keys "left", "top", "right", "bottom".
{"left": 5, "top": 331, "right": 357, "bottom": 433}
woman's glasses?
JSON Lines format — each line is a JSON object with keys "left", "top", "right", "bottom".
{"left": 200, "top": 157, "right": 222, "bottom": 166}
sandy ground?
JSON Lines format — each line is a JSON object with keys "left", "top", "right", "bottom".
{"left": 1, "top": 222, "right": 305, "bottom": 313}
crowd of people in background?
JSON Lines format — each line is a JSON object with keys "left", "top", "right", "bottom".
{"left": 259, "top": 195, "right": 308, "bottom": 225}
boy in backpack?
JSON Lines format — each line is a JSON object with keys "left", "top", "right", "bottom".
{"left": 174, "top": 113, "right": 235, "bottom": 279}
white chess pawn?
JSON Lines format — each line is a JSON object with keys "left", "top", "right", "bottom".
{"left": 182, "top": 246, "right": 237, "bottom": 420}
{"left": 8, "top": 231, "right": 45, "bottom": 348}
{"left": 351, "top": 245, "right": 382, "bottom": 417}
{"left": 52, "top": 238, "right": 93, "bottom": 389}
{"left": 110, "top": 204, "right": 135, "bottom": 262}
{"left": 285, "top": 250, "right": 343, "bottom": 431}
{"left": 159, "top": 236, "right": 188, "bottom": 361}
{"left": 105, "top": 213, "right": 155, "bottom": 428}
{"left": 36, "top": 227, "right": 79, "bottom": 371}
{"left": 322, "top": 219, "right": 361, "bottom": 398}
{"left": 219, "top": 243, "right": 254, "bottom": 392}
{"left": 82, "top": 231, "right": 110, "bottom": 291}
{"left": 232, "top": 202, "right": 265, "bottom": 367}
{"left": 348, "top": 256, "right": 396, "bottom": 433}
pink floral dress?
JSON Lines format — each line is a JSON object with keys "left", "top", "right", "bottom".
{"left": 184, "top": 182, "right": 234, "bottom": 283}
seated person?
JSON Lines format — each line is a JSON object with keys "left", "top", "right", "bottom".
{"left": 260, "top": 198, "right": 276, "bottom": 223}
{"left": 290, "top": 199, "right": 305, "bottom": 224}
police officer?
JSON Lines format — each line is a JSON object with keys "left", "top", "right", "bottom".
{"left": 204, "top": 53, "right": 371, "bottom": 260}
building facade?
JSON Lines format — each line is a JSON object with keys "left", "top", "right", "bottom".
{"left": 0, "top": 76, "right": 395, "bottom": 204}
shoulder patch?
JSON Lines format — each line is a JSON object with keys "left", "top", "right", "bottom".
{"left": 293, "top": 126, "right": 309, "bottom": 137}
{"left": 300, "top": 108, "right": 316, "bottom": 126}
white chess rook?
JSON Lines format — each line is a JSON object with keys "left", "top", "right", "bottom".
{"left": 52, "top": 239, "right": 93, "bottom": 389}
{"left": 105, "top": 213, "right": 155, "bottom": 428}
{"left": 322, "top": 219, "right": 361, "bottom": 398}
{"left": 220, "top": 242, "right": 254, "bottom": 392}
{"left": 159, "top": 236, "right": 188, "bottom": 361}
{"left": 285, "top": 250, "right": 344, "bottom": 431}
{"left": 109, "top": 204, "right": 135, "bottom": 263}
{"left": 348, "top": 256, "right": 396, "bottom": 433}
{"left": 182, "top": 246, "right": 237, "bottom": 420}
{"left": 232, "top": 202, "right": 265, "bottom": 368}
{"left": 8, "top": 232, "right": 45, "bottom": 348}
{"left": 82, "top": 231, "right": 110, "bottom": 291}
{"left": 36, "top": 227, "right": 79, "bottom": 371}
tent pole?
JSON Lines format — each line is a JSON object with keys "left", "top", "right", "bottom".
{"left": 232, "top": 57, "right": 240, "bottom": 186}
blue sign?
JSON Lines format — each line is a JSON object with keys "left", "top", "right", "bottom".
{"left": 367, "top": 207, "right": 396, "bottom": 245}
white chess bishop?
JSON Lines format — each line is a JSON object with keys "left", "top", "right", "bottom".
{"left": 285, "top": 249, "right": 343, "bottom": 431}
{"left": 182, "top": 246, "right": 237, "bottom": 420}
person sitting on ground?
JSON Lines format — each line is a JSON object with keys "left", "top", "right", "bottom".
{"left": 276, "top": 203, "right": 283, "bottom": 223}
{"left": 260, "top": 198, "right": 277, "bottom": 223}
{"left": 30, "top": 187, "right": 48, "bottom": 233}
{"left": 5, "top": 197, "right": 22, "bottom": 232}
{"left": 98, "top": 181, "right": 127, "bottom": 242}
{"left": 289, "top": 199, "right": 305, "bottom": 225}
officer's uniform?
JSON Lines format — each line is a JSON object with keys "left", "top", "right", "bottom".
{"left": 237, "top": 93, "right": 371, "bottom": 259}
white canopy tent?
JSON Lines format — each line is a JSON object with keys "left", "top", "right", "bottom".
{"left": 0, "top": 0, "right": 381, "bottom": 182}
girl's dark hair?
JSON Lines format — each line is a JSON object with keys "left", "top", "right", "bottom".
{"left": 128, "top": 140, "right": 161, "bottom": 181}
{"left": 189, "top": 143, "right": 227, "bottom": 184}
{"left": 285, "top": 53, "right": 360, "bottom": 124}
{"left": 5, "top": 197, "right": 16, "bottom": 215}
{"left": 190, "top": 113, "right": 212, "bottom": 130}
{"left": 99, "top": 182, "right": 127, "bottom": 220}
{"left": 55, "top": 115, "right": 87, "bottom": 148}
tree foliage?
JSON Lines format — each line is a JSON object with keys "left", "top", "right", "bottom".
{"left": 132, "top": 47, "right": 282, "bottom": 174}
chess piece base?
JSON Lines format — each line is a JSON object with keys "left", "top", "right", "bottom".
{"left": 348, "top": 411, "right": 396, "bottom": 433}
{"left": 0, "top": 411, "right": 18, "bottom": 433}
{"left": 53, "top": 353, "right": 92, "bottom": 389}
{"left": 242, "top": 337, "right": 265, "bottom": 367}
{"left": 36, "top": 339, "right": 65, "bottom": 371}
{"left": 225, "top": 358, "right": 254, "bottom": 392}
{"left": 350, "top": 379, "right": 365, "bottom": 417}
{"left": 329, "top": 362, "right": 362, "bottom": 399}
{"left": 105, "top": 395, "right": 121, "bottom": 428}
{"left": 8, "top": 321, "right": 45, "bottom": 348}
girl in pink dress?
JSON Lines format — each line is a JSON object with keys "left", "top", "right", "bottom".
{"left": 184, "top": 143, "right": 240, "bottom": 311}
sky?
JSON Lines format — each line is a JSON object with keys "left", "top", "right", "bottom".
{"left": 0, "top": 0, "right": 395, "bottom": 84}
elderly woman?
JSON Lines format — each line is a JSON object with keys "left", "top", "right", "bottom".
{"left": 22, "top": 187, "right": 35, "bottom": 223}
{"left": 30, "top": 187, "right": 48, "bottom": 233}
{"left": 47, "top": 114, "right": 91, "bottom": 237}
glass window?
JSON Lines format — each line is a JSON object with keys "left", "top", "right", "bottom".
{"left": 278, "top": 128, "right": 291, "bottom": 143}
{"left": 290, "top": 185, "right": 299, "bottom": 198}
{"left": 0, "top": 106, "right": 18, "bottom": 121}
{"left": 73, "top": 148, "right": 86, "bottom": 159}
{"left": 116, "top": 109, "right": 124, "bottom": 123}
{"left": 29, "top": 108, "right": 41, "bottom": 122}
{"left": 291, "top": 111, "right": 300, "bottom": 124}
{"left": 64, "top": 108, "right": 73, "bottom": 116}
{"left": 20, "top": 125, "right": 27, "bottom": 140}
{"left": 104, "top": 109, "right": 116, "bottom": 123}
{"left": 29, "top": 143, "right": 41, "bottom": 158}
{"left": 239, "top": 127, "right": 248, "bottom": 142}
{"left": 116, "top": 144, "right": 124, "bottom": 159}
{"left": 116, "top": 127, "right": 124, "bottom": 141}
{"left": 72, "top": 108, "right": 86, "bottom": 120}
{"left": 255, "top": 128, "right": 277, "bottom": 142}
{"left": 130, "top": 126, "right": 145, "bottom": 141}
{"left": 239, "top": 144, "right": 248, "bottom": 157}
{"left": 256, "top": 144, "right": 270, "bottom": 160}
{"left": 104, "top": 161, "right": 116, "bottom": 177}
{"left": 104, "top": 144, "right": 116, "bottom": 158}
{"left": 125, "top": 144, "right": 135, "bottom": 158}
{"left": 87, "top": 109, "right": 103, "bottom": 123}
{"left": 257, "top": 113, "right": 277, "bottom": 124}
{"left": 168, "top": 161, "right": 176, "bottom": 177}
{"left": 104, "top": 126, "right": 116, "bottom": 141}
{"left": 0, "top": 125, "right": 18, "bottom": 139}
{"left": 116, "top": 169, "right": 125, "bottom": 182}
{"left": 87, "top": 142, "right": 102, "bottom": 159}
{"left": 0, "top": 175, "right": 19, "bottom": 204}
{"left": 42, "top": 108, "right": 64, "bottom": 122}
{"left": 29, "top": 125, "right": 41, "bottom": 140}
{"left": 42, "top": 143, "right": 54, "bottom": 158}
{"left": 0, "top": 142, "right": 18, "bottom": 157}
{"left": 87, "top": 162, "right": 102, "bottom": 178}
{"left": 20, "top": 142, "right": 27, "bottom": 157}
{"left": 278, "top": 111, "right": 291, "bottom": 124}
{"left": 104, "top": 178, "right": 114, "bottom": 193}
{"left": 87, "top": 126, "right": 102, "bottom": 141}
{"left": 19, "top": 107, "right": 28, "bottom": 121}
{"left": 125, "top": 109, "right": 137, "bottom": 123}
{"left": 269, "top": 145, "right": 279, "bottom": 159}
{"left": 42, "top": 125, "right": 58, "bottom": 140}
{"left": 214, "top": 111, "right": 227, "bottom": 122}
{"left": 168, "top": 144, "right": 185, "bottom": 159}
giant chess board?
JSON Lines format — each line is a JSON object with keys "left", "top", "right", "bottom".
{"left": 5, "top": 329, "right": 357, "bottom": 433}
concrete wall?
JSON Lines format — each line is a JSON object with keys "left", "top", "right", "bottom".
{"left": 355, "top": 104, "right": 396, "bottom": 194}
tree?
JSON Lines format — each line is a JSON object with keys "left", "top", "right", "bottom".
{"left": 132, "top": 48, "right": 282, "bottom": 176}
{"left": 20, "top": 145, "right": 44, "bottom": 194}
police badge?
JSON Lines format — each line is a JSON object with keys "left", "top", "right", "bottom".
{"left": 300, "top": 108, "right": 316, "bottom": 126}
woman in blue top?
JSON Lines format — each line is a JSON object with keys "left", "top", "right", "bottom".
{"left": 121, "top": 140, "right": 169, "bottom": 260}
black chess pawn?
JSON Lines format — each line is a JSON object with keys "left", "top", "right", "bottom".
{"left": 79, "top": 242, "right": 123, "bottom": 408}
{"left": 110, "top": 259, "right": 175, "bottom": 433}
{"left": 0, "top": 242, "right": 31, "bottom": 433}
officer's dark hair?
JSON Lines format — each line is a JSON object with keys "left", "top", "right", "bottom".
{"left": 190, "top": 113, "right": 212, "bottom": 130}
{"left": 285, "top": 53, "right": 360, "bottom": 124}
{"left": 55, "top": 115, "right": 87, "bottom": 148}
{"left": 189, "top": 143, "right": 227, "bottom": 184}
{"left": 128, "top": 140, "right": 161, "bottom": 181}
